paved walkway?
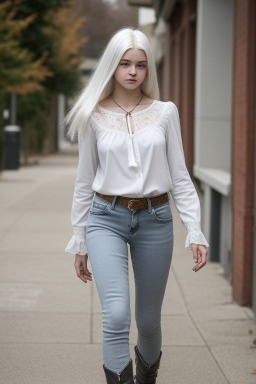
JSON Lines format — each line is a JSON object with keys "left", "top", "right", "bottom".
{"left": 0, "top": 144, "right": 255, "bottom": 384}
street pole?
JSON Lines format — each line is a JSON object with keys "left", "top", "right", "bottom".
{"left": 10, "top": 93, "right": 17, "bottom": 125}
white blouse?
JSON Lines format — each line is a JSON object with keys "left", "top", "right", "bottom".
{"left": 65, "top": 100, "right": 209, "bottom": 256}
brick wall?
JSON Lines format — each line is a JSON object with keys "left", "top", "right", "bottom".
{"left": 231, "top": 0, "right": 256, "bottom": 305}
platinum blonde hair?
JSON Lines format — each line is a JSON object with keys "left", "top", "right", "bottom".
{"left": 65, "top": 27, "right": 160, "bottom": 142}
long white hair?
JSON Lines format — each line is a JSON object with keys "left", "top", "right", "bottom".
{"left": 65, "top": 27, "right": 160, "bottom": 142}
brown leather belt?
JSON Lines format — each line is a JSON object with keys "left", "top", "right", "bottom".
{"left": 95, "top": 192, "right": 169, "bottom": 211}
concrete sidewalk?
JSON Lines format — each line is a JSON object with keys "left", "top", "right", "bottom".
{"left": 0, "top": 145, "right": 255, "bottom": 384}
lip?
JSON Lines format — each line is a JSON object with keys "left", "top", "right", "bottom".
{"left": 126, "top": 79, "right": 136, "bottom": 82}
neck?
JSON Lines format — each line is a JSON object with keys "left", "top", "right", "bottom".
{"left": 111, "top": 87, "right": 143, "bottom": 109}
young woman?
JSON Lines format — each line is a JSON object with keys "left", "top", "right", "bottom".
{"left": 65, "top": 28, "right": 209, "bottom": 384}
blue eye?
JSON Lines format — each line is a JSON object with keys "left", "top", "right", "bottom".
{"left": 120, "top": 62, "right": 146, "bottom": 68}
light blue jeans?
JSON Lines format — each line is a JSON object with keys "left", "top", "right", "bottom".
{"left": 86, "top": 192, "right": 174, "bottom": 374}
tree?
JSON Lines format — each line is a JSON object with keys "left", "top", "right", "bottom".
{"left": 43, "top": 0, "right": 88, "bottom": 95}
{"left": 0, "top": 0, "right": 52, "bottom": 94}
{"left": 0, "top": 0, "right": 88, "bottom": 164}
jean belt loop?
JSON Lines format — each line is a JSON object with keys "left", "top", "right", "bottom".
{"left": 92, "top": 191, "right": 96, "bottom": 204}
{"left": 110, "top": 195, "right": 119, "bottom": 210}
{"left": 147, "top": 198, "right": 152, "bottom": 213}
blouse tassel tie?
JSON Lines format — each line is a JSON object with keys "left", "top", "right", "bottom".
{"left": 126, "top": 112, "right": 138, "bottom": 168}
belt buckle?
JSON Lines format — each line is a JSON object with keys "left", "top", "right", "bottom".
{"left": 128, "top": 199, "right": 138, "bottom": 211}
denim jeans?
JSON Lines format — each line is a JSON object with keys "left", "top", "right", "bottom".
{"left": 86, "top": 192, "right": 174, "bottom": 374}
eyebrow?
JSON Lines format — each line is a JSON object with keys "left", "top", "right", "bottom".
{"left": 120, "top": 59, "right": 147, "bottom": 63}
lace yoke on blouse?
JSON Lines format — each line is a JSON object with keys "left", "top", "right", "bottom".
{"left": 91, "top": 99, "right": 163, "bottom": 135}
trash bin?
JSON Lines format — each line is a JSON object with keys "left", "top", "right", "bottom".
{"left": 3, "top": 125, "right": 21, "bottom": 170}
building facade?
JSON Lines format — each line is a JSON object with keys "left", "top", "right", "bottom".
{"left": 129, "top": 0, "right": 256, "bottom": 314}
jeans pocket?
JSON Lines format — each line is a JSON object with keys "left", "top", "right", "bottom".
{"left": 90, "top": 200, "right": 109, "bottom": 215}
{"left": 152, "top": 202, "right": 173, "bottom": 223}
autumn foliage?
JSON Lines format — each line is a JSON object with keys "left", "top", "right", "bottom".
{"left": 0, "top": 1, "right": 53, "bottom": 94}
{"left": 0, "top": 0, "right": 87, "bottom": 95}
{"left": 45, "top": 5, "right": 88, "bottom": 70}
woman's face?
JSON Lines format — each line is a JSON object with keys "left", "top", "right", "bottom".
{"left": 114, "top": 49, "right": 148, "bottom": 91}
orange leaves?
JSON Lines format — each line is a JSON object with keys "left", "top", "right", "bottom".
{"left": 5, "top": 52, "right": 53, "bottom": 95}
{"left": 45, "top": 4, "right": 88, "bottom": 70}
{"left": 0, "top": 0, "right": 87, "bottom": 95}
{"left": 0, "top": 0, "right": 51, "bottom": 94}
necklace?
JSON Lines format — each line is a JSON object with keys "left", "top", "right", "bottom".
{"left": 110, "top": 94, "right": 143, "bottom": 116}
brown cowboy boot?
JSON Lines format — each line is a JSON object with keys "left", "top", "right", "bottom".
{"left": 103, "top": 359, "right": 135, "bottom": 384}
{"left": 134, "top": 346, "right": 162, "bottom": 384}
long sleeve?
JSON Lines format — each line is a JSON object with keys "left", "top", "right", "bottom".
{"left": 65, "top": 119, "right": 99, "bottom": 255}
{"left": 166, "top": 102, "right": 209, "bottom": 250}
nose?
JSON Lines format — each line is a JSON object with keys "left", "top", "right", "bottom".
{"left": 129, "top": 65, "right": 136, "bottom": 76}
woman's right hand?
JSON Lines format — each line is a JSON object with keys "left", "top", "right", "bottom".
{"left": 74, "top": 253, "right": 93, "bottom": 284}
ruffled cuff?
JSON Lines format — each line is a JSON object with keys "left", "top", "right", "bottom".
{"left": 65, "top": 227, "right": 88, "bottom": 256}
{"left": 184, "top": 222, "right": 209, "bottom": 250}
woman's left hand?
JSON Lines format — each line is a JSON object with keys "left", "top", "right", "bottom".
{"left": 191, "top": 244, "right": 207, "bottom": 272}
